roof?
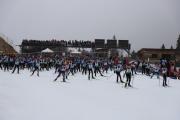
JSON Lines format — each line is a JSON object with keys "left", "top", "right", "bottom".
{"left": 137, "top": 48, "right": 178, "bottom": 53}
{"left": 41, "top": 48, "right": 54, "bottom": 53}
{"left": 0, "top": 36, "right": 17, "bottom": 54}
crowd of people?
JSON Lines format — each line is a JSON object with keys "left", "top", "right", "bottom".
{"left": 0, "top": 54, "right": 180, "bottom": 88}
{"left": 22, "top": 39, "right": 95, "bottom": 48}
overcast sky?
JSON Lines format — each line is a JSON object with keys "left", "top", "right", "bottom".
{"left": 0, "top": 0, "right": 180, "bottom": 51}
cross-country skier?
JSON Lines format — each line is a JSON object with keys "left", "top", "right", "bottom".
{"left": 31, "top": 59, "right": 40, "bottom": 76}
{"left": 145, "top": 63, "right": 151, "bottom": 76}
{"left": 76, "top": 58, "right": 81, "bottom": 72}
{"left": 151, "top": 64, "right": 160, "bottom": 79}
{"left": 9, "top": 57, "right": 14, "bottom": 70}
{"left": 0, "top": 57, "right": 2, "bottom": 70}
{"left": 55, "top": 59, "right": 63, "bottom": 73}
{"left": 94, "top": 60, "right": 103, "bottom": 77}
{"left": 87, "top": 61, "right": 95, "bottom": 80}
{"left": 108, "top": 60, "right": 113, "bottom": 71}
{"left": 69, "top": 62, "right": 75, "bottom": 75}
{"left": 142, "top": 61, "right": 146, "bottom": 74}
{"left": 54, "top": 63, "right": 66, "bottom": 82}
{"left": 3, "top": 56, "right": 9, "bottom": 71}
{"left": 162, "top": 66, "right": 168, "bottom": 87}
{"left": 82, "top": 60, "right": 87, "bottom": 75}
{"left": 12, "top": 57, "right": 20, "bottom": 74}
{"left": 131, "top": 62, "right": 136, "bottom": 76}
{"left": 65, "top": 62, "right": 70, "bottom": 80}
{"left": 103, "top": 60, "right": 108, "bottom": 73}
{"left": 114, "top": 64, "right": 124, "bottom": 83}
{"left": 124, "top": 65, "right": 132, "bottom": 87}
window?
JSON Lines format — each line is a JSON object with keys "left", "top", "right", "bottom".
{"left": 162, "top": 54, "right": 171, "bottom": 59}
{"left": 151, "top": 54, "right": 158, "bottom": 58}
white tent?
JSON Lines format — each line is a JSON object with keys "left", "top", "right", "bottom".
{"left": 71, "top": 51, "right": 81, "bottom": 54}
{"left": 41, "top": 48, "right": 54, "bottom": 53}
{"left": 68, "top": 48, "right": 81, "bottom": 54}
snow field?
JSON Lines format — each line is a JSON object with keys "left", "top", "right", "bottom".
{"left": 0, "top": 69, "right": 180, "bottom": 120}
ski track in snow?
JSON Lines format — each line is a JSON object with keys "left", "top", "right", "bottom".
{"left": 0, "top": 69, "right": 180, "bottom": 120}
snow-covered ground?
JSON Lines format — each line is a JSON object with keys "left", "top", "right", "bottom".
{"left": 0, "top": 69, "right": 180, "bottom": 120}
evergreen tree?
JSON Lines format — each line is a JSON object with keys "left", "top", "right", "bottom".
{"left": 170, "top": 45, "right": 173, "bottom": 49}
{"left": 161, "top": 44, "right": 165, "bottom": 49}
{"left": 112, "top": 35, "right": 117, "bottom": 40}
{"left": 131, "top": 50, "right": 136, "bottom": 59}
{"left": 177, "top": 34, "right": 180, "bottom": 49}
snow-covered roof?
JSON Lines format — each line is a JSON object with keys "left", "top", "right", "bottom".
{"left": 68, "top": 48, "right": 91, "bottom": 53}
{"left": 41, "top": 48, "right": 54, "bottom": 53}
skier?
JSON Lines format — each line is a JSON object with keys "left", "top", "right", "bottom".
{"left": 69, "top": 62, "right": 75, "bottom": 75}
{"left": 124, "top": 65, "right": 132, "bottom": 87}
{"left": 131, "top": 62, "right": 136, "bottom": 76}
{"left": 103, "top": 60, "right": 108, "bottom": 73}
{"left": 94, "top": 60, "right": 103, "bottom": 77}
{"left": 9, "top": 57, "right": 14, "bottom": 70}
{"left": 136, "top": 60, "right": 140, "bottom": 72}
{"left": 65, "top": 62, "right": 70, "bottom": 80}
{"left": 55, "top": 59, "right": 62, "bottom": 73}
{"left": 54, "top": 63, "right": 66, "bottom": 82}
{"left": 82, "top": 60, "right": 87, "bottom": 75}
{"left": 151, "top": 64, "right": 160, "bottom": 79}
{"left": 145, "top": 63, "right": 151, "bottom": 76}
{"left": 0, "top": 57, "right": 2, "bottom": 70}
{"left": 162, "top": 66, "right": 168, "bottom": 87}
{"left": 114, "top": 64, "right": 124, "bottom": 83}
{"left": 3, "top": 56, "right": 9, "bottom": 71}
{"left": 108, "top": 60, "right": 113, "bottom": 71}
{"left": 31, "top": 59, "right": 40, "bottom": 76}
{"left": 177, "top": 69, "right": 180, "bottom": 80}
{"left": 19, "top": 57, "right": 25, "bottom": 69}
{"left": 87, "top": 61, "right": 95, "bottom": 80}
{"left": 76, "top": 58, "right": 81, "bottom": 72}
{"left": 12, "top": 57, "right": 20, "bottom": 74}
{"left": 142, "top": 61, "right": 146, "bottom": 74}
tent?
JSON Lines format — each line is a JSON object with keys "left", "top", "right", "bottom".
{"left": 41, "top": 48, "right": 54, "bottom": 53}
{"left": 71, "top": 51, "right": 81, "bottom": 54}
{"left": 68, "top": 48, "right": 81, "bottom": 54}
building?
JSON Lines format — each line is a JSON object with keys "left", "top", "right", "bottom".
{"left": 137, "top": 48, "right": 180, "bottom": 63}
{"left": 0, "top": 36, "right": 17, "bottom": 54}
{"left": 137, "top": 48, "right": 176, "bottom": 61}
{"left": 138, "top": 35, "right": 180, "bottom": 64}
